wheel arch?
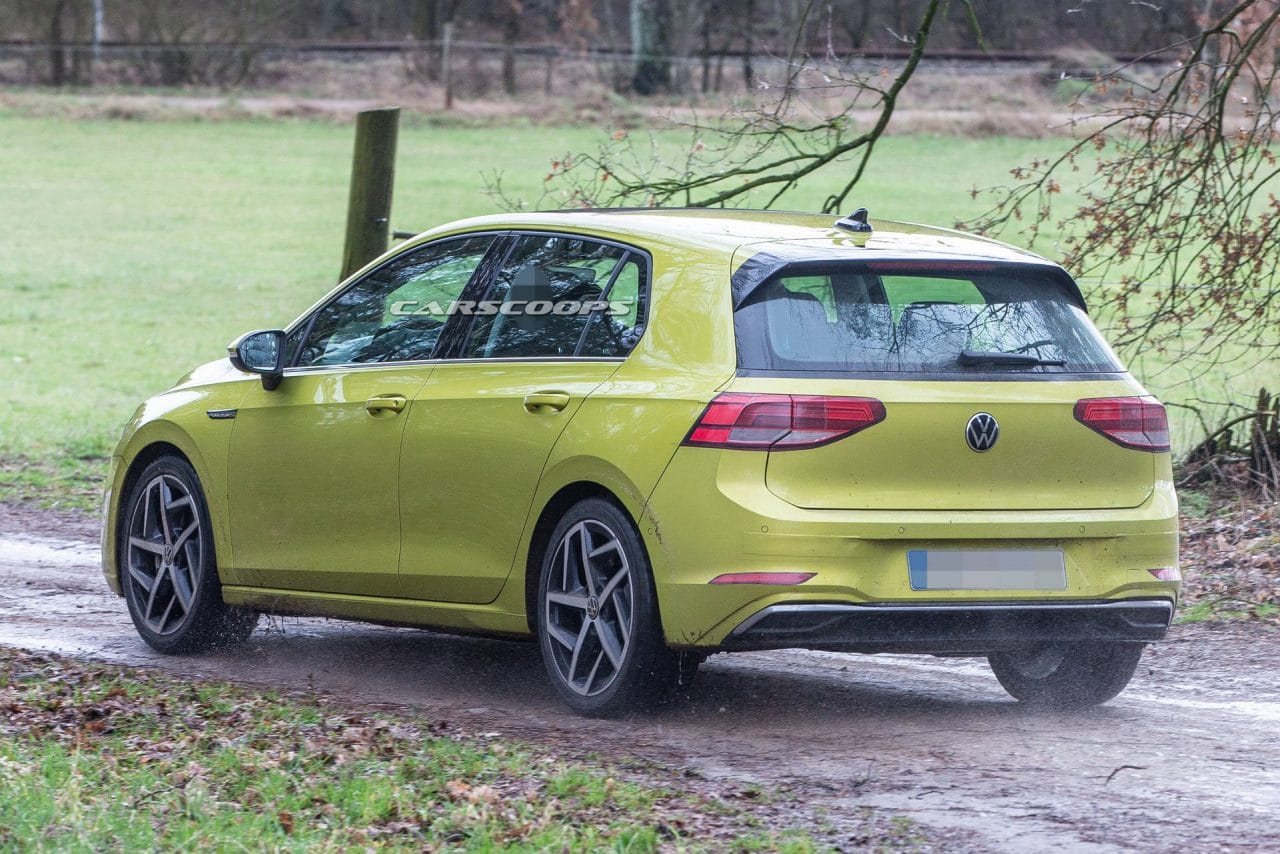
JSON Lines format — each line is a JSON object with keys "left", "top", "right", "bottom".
{"left": 118, "top": 441, "right": 192, "bottom": 510}
{"left": 522, "top": 480, "right": 643, "bottom": 633}
{"left": 109, "top": 428, "right": 234, "bottom": 592}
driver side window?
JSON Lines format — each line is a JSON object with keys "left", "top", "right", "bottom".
{"left": 294, "top": 235, "right": 495, "bottom": 367}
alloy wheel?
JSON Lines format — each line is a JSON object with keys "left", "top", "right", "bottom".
{"left": 543, "top": 519, "right": 635, "bottom": 696}
{"left": 124, "top": 474, "right": 203, "bottom": 636}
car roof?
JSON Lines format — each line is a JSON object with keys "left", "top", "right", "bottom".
{"left": 410, "top": 208, "right": 1056, "bottom": 268}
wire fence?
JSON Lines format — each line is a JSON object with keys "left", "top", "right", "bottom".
{"left": 0, "top": 38, "right": 1177, "bottom": 94}
{"left": 0, "top": 38, "right": 1183, "bottom": 63}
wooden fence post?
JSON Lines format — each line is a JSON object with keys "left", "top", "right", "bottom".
{"left": 442, "top": 22, "right": 454, "bottom": 110}
{"left": 340, "top": 107, "right": 400, "bottom": 281}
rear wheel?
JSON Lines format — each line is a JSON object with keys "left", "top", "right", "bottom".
{"left": 677, "top": 650, "right": 706, "bottom": 687}
{"left": 988, "top": 642, "right": 1144, "bottom": 709}
{"left": 536, "top": 498, "right": 679, "bottom": 717}
{"left": 120, "top": 456, "right": 258, "bottom": 654}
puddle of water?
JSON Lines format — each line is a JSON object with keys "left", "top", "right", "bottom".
{"left": 0, "top": 535, "right": 100, "bottom": 568}
{"left": 1136, "top": 694, "right": 1280, "bottom": 723}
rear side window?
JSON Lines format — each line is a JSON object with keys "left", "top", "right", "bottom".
{"left": 460, "top": 234, "right": 647, "bottom": 359}
{"left": 734, "top": 262, "right": 1122, "bottom": 374}
{"left": 580, "top": 253, "right": 648, "bottom": 357}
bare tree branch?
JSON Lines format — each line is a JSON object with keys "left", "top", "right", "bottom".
{"left": 487, "top": 0, "right": 950, "bottom": 214}
{"left": 969, "top": 0, "right": 1280, "bottom": 376}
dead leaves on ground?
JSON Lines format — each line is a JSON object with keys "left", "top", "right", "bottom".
{"left": 0, "top": 646, "right": 806, "bottom": 850}
{"left": 1181, "top": 497, "right": 1280, "bottom": 619}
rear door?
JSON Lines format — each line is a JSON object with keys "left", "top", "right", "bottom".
{"left": 730, "top": 259, "right": 1156, "bottom": 511}
{"left": 397, "top": 234, "right": 649, "bottom": 603}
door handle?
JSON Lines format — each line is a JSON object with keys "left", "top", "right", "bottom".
{"left": 523, "top": 391, "right": 571, "bottom": 413}
{"left": 365, "top": 395, "right": 407, "bottom": 415}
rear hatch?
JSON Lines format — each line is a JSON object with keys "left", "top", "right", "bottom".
{"left": 727, "top": 256, "right": 1161, "bottom": 511}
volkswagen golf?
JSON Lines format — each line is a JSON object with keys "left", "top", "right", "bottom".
{"left": 102, "top": 208, "right": 1180, "bottom": 716}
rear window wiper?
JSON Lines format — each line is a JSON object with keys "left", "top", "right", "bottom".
{"left": 957, "top": 349, "right": 1066, "bottom": 368}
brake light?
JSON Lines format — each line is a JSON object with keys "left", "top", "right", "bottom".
{"left": 683, "top": 393, "right": 885, "bottom": 450}
{"left": 861, "top": 260, "right": 997, "bottom": 274}
{"left": 1074, "top": 396, "right": 1170, "bottom": 452}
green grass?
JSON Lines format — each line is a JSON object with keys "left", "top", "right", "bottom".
{"left": 0, "top": 112, "right": 1275, "bottom": 506}
{"left": 0, "top": 646, "right": 855, "bottom": 851}
{"left": 1178, "top": 489, "right": 1213, "bottom": 520}
{"left": 0, "top": 443, "right": 106, "bottom": 512}
{"left": 1176, "top": 601, "right": 1279, "bottom": 624}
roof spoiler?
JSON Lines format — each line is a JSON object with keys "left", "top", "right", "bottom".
{"left": 731, "top": 252, "right": 1088, "bottom": 312}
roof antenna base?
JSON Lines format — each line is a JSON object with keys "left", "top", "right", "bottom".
{"left": 835, "top": 207, "right": 873, "bottom": 234}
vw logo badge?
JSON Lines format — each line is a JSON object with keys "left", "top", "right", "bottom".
{"left": 965, "top": 412, "right": 999, "bottom": 452}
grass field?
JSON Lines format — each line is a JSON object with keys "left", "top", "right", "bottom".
{"left": 0, "top": 112, "right": 1275, "bottom": 507}
{"left": 0, "top": 646, "right": 863, "bottom": 851}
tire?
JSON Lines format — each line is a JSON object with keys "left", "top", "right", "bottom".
{"left": 535, "top": 497, "right": 679, "bottom": 717}
{"left": 988, "top": 642, "right": 1145, "bottom": 709}
{"left": 676, "top": 650, "right": 706, "bottom": 688}
{"left": 119, "top": 455, "right": 258, "bottom": 654}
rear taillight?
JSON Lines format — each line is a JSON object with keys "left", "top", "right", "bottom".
{"left": 683, "top": 393, "right": 885, "bottom": 450}
{"left": 1074, "top": 396, "right": 1170, "bottom": 452}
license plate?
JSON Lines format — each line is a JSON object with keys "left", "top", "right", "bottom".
{"left": 907, "top": 549, "right": 1067, "bottom": 591}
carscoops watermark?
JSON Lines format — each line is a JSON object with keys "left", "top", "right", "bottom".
{"left": 389, "top": 299, "right": 630, "bottom": 318}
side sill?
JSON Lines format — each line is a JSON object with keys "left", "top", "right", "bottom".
{"left": 221, "top": 585, "right": 529, "bottom": 639}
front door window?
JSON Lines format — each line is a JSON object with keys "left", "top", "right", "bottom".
{"left": 294, "top": 235, "right": 496, "bottom": 366}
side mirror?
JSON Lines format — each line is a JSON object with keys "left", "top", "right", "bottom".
{"left": 228, "top": 329, "right": 286, "bottom": 391}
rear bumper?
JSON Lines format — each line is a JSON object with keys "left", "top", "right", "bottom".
{"left": 722, "top": 599, "right": 1174, "bottom": 654}
{"left": 643, "top": 444, "right": 1179, "bottom": 647}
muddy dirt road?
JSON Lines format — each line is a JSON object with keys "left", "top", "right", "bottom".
{"left": 2, "top": 521, "right": 1277, "bottom": 852}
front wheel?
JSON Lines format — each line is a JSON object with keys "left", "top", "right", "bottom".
{"left": 536, "top": 498, "right": 679, "bottom": 717}
{"left": 988, "top": 642, "right": 1145, "bottom": 709}
{"left": 120, "top": 456, "right": 258, "bottom": 654}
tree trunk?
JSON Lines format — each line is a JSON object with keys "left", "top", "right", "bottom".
{"left": 442, "top": 21, "right": 454, "bottom": 109}
{"left": 700, "top": 2, "right": 712, "bottom": 93}
{"left": 844, "top": 0, "right": 872, "bottom": 48}
{"left": 89, "top": 0, "right": 104, "bottom": 85}
{"left": 159, "top": 48, "right": 192, "bottom": 86}
{"left": 631, "top": 0, "right": 672, "bottom": 95}
{"left": 48, "top": 0, "right": 68, "bottom": 88}
{"left": 412, "top": 0, "right": 442, "bottom": 81}
{"left": 502, "top": 1, "right": 521, "bottom": 95}
{"left": 742, "top": 0, "right": 755, "bottom": 89}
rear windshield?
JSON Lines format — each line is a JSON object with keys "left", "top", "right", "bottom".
{"left": 733, "top": 262, "right": 1122, "bottom": 374}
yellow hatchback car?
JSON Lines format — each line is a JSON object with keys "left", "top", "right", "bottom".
{"left": 102, "top": 208, "right": 1180, "bottom": 716}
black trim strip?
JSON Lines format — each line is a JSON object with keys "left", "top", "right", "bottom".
{"left": 724, "top": 599, "right": 1175, "bottom": 652}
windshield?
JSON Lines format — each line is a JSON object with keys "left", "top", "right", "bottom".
{"left": 733, "top": 261, "right": 1122, "bottom": 374}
